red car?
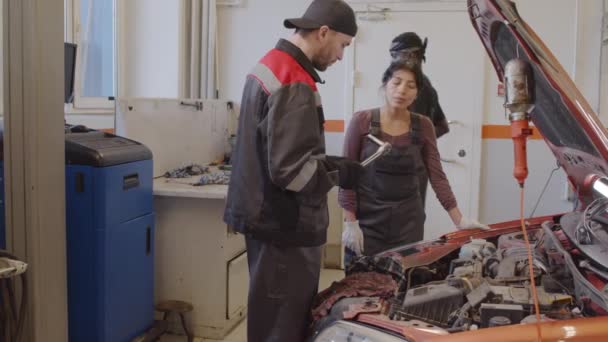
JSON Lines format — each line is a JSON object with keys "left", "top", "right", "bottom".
{"left": 310, "top": 0, "right": 608, "bottom": 341}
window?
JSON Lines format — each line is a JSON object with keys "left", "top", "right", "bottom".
{"left": 65, "top": 0, "right": 115, "bottom": 111}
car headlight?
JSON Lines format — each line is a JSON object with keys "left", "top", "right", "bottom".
{"left": 313, "top": 320, "right": 408, "bottom": 342}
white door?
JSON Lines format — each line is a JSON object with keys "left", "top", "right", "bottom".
{"left": 349, "top": 9, "right": 485, "bottom": 239}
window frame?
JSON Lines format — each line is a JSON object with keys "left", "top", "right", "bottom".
{"left": 64, "top": 0, "right": 115, "bottom": 113}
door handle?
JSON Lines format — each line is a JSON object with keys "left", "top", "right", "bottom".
{"left": 75, "top": 172, "right": 85, "bottom": 193}
{"left": 439, "top": 149, "right": 467, "bottom": 164}
{"left": 448, "top": 120, "right": 462, "bottom": 126}
{"left": 441, "top": 149, "right": 466, "bottom": 163}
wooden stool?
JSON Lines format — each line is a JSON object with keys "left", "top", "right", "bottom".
{"left": 154, "top": 300, "right": 194, "bottom": 342}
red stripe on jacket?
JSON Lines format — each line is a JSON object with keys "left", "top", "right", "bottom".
{"left": 260, "top": 49, "right": 318, "bottom": 91}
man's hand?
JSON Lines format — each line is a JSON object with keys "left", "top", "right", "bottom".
{"left": 326, "top": 156, "right": 364, "bottom": 190}
{"left": 342, "top": 220, "right": 364, "bottom": 255}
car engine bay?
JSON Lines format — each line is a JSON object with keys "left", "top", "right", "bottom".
{"left": 389, "top": 223, "right": 587, "bottom": 332}
{"left": 313, "top": 214, "right": 608, "bottom": 337}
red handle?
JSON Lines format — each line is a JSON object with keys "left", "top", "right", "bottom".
{"left": 511, "top": 120, "right": 532, "bottom": 186}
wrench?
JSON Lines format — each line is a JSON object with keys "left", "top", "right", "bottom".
{"left": 361, "top": 135, "right": 392, "bottom": 167}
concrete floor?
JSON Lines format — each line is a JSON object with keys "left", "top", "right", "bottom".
{"left": 159, "top": 268, "right": 344, "bottom": 342}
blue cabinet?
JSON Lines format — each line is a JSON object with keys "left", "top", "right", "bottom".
{"left": 65, "top": 129, "right": 154, "bottom": 342}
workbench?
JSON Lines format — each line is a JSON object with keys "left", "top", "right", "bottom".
{"left": 153, "top": 176, "right": 247, "bottom": 339}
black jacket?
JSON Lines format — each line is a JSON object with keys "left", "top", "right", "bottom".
{"left": 224, "top": 39, "right": 339, "bottom": 247}
{"left": 410, "top": 75, "right": 449, "bottom": 138}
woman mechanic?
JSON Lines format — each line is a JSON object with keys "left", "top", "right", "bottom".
{"left": 338, "top": 60, "right": 489, "bottom": 265}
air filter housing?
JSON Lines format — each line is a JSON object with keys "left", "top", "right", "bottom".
{"left": 390, "top": 283, "right": 464, "bottom": 327}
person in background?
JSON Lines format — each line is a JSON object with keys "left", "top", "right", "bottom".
{"left": 338, "top": 59, "right": 489, "bottom": 267}
{"left": 390, "top": 32, "right": 449, "bottom": 207}
{"left": 223, "top": 1, "right": 362, "bottom": 341}
{"left": 390, "top": 32, "right": 449, "bottom": 138}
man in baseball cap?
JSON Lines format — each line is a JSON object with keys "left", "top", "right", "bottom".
{"left": 224, "top": 1, "right": 360, "bottom": 341}
{"left": 281, "top": 0, "right": 358, "bottom": 71}
{"left": 284, "top": 0, "right": 358, "bottom": 37}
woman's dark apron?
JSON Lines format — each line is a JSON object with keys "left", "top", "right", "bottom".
{"left": 356, "top": 109, "right": 426, "bottom": 256}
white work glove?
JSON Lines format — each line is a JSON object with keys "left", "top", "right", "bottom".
{"left": 0, "top": 257, "right": 28, "bottom": 279}
{"left": 457, "top": 216, "right": 491, "bottom": 230}
{"left": 342, "top": 220, "right": 364, "bottom": 256}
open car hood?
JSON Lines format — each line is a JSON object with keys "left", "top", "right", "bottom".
{"left": 467, "top": 0, "right": 608, "bottom": 207}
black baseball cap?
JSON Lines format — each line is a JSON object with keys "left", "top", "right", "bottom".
{"left": 390, "top": 32, "right": 426, "bottom": 51}
{"left": 284, "top": 0, "right": 358, "bottom": 37}
{"left": 390, "top": 32, "right": 428, "bottom": 61}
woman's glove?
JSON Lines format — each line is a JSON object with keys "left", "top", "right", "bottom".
{"left": 457, "top": 216, "right": 491, "bottom": 230}
{"left": 342, "top": 220, "right": 364, "bottom": 255}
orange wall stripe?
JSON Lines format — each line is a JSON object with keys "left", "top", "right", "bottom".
{"left": 324, "top": 120, "right": 344, "bottom": 133}
{"left": 482, "top": 124, "right": 543, "bottom": 140}
{"left": 101, "top": 122, "right": 542, "bottom": 140}
{"left": 323, "top": 120, "right": 543, "bottom": 140}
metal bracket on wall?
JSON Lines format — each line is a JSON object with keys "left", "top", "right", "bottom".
{"left": 179, "top": 101, "right": 204, "bottom": 111}
{"left": 217, "top": 0, "right": 243, "bottom": 6}
{"left": 357, "top": 5, "right": 389, "bottom": 22}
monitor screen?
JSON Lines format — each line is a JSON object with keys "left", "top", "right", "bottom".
{"left": 65, "top": 42, "right": 77, "bottom": 104}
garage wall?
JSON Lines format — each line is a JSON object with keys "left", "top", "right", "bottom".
{"left": 66, "top": 0, "right": 604, "bottom": 230}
